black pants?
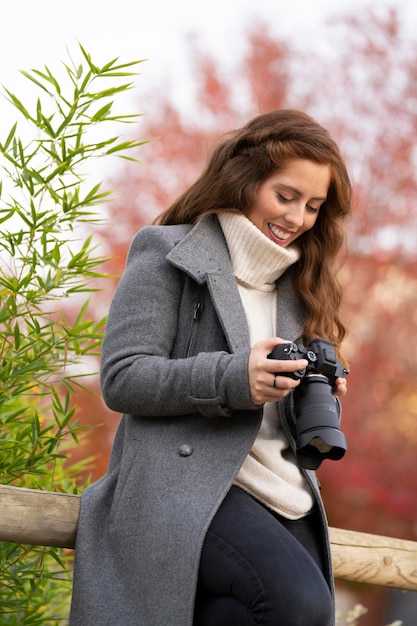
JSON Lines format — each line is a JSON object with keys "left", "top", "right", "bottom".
{"left": 194, "top": 486, "right": 333, "bottom": 626}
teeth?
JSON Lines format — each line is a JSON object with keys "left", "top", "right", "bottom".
{"left": 269, "top": 224, "right": 290, "bottom": 240}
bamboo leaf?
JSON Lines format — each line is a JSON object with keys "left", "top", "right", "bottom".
{"left": 1, "top": 122, "right": 18, "bottom": 151}
{"left": 106, "top": 138, "right": 148, "bottom": 154}
{"left": 19, "top": 70, "right": 52, "bottom": 96}
{"left": 91, "top": 101, "right": 113, "bottom": 121}
{"left": 14, "top": 323, "right": 21, "bottom": 349}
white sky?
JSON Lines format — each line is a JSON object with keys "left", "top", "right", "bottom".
{"left": 2, "top": 0, "right": 413, "bottom": 104}
{"left": 1, "top": 0, "right": 415, "bottom": 177}
{"left": 4, "top": 0, "right": 354, "bottom": 89}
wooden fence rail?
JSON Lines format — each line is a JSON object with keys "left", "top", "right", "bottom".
{"left": 1, "top": 484, "right": 417, "bottom": 591}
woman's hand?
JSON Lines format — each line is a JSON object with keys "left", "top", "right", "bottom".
{"left": 333, "top": 377, "right": 347, "bottom": 398}
{"left": 248, "top": 338, "right": 308, "bottom": 405}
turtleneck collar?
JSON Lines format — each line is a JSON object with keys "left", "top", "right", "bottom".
{"left": 218, "top": 212, "right": 300, "bottom": 291}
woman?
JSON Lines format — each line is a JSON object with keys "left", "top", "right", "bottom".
{"left": 70, "top": 109, "right": 351, "bottom": 626}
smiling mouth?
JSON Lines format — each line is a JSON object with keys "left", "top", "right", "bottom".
{"left": 268, "top": 223, "right": 293, "bottom": 241}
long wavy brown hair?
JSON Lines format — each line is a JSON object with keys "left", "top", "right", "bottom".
{"left": 155, "top": 109, "right": 352, "bottom": 356}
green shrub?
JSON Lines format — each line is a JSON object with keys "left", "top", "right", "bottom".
{"left": 0, "top": 43, "right": 145, "bottom": 624}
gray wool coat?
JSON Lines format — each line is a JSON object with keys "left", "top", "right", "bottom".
{"left": 69, "top": 215, "right": 334, "bottom": 626}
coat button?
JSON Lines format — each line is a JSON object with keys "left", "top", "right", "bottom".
{"left": 179, "top": 444, "right": 193, "bottom": 457}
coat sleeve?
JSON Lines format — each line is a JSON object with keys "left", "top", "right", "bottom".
{"left": 100, "top": 227, "right": 257, "bottom": 418}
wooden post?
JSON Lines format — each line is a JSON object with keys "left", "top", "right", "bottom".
{"left": 0, "top": 484, "right": 80, "bottom": 548}
{"left": 329, "top": 526, "right": 417, "bottom": 591}
{"left": 1, "top": 484, "right": 417, "bottom": 591}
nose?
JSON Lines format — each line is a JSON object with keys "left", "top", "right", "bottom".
{"left": 284, "top": 203, "right": 305, "bottom": 228}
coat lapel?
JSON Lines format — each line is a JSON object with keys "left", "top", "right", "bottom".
{"left": 166, "top": 215, "right": 250, "bottom": 353}
{"left": 275, "top": 268, "right": 306, "bottom": 342}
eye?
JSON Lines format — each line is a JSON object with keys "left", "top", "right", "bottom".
{"left": 306, "top": 204, "right": 320, "bottom": 213}
{"left": 278, "top": 193, "right": 292, "bottom": 204}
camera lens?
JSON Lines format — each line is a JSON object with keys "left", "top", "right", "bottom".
{"left": 293, "top": 374, "right": 347, "bottom": 470}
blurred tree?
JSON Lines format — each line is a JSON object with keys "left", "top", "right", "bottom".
{"left": 316, "top": 6, "right": 417, "bottom": 258}
{"left": 74, "top": 5, "right": 417, "bottom": 548}
{"left": 313, "top": 6, "right": 417, "bottom": 541}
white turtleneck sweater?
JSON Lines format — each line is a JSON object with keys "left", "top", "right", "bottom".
{"left": 218, "top": 212, "right": 315, "bottom": 520}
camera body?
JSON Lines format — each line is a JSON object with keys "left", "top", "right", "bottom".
{"left": 268, "top": 338, "right": 349, "bottom": 470}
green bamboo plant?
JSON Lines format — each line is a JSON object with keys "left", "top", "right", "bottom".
{"left": 0, "top": 44, "right": 145, "bottom": 624}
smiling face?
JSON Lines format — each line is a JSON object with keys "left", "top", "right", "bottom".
{"left": 244, "top": 158, "right": 332, "bottom": 247}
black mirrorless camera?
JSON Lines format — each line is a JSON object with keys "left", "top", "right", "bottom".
{"left": 268, "top": 338, "right": 349, "bottom": 470}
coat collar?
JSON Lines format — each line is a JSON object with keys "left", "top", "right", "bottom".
{"left": 166, "top": 215, "right": 231, "bottom": 284}
{"left": 166, "top": 215, "right": 305, "bottom": 350}
{"left": 167, "top": 215, "right": 250, "bottom": 352}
